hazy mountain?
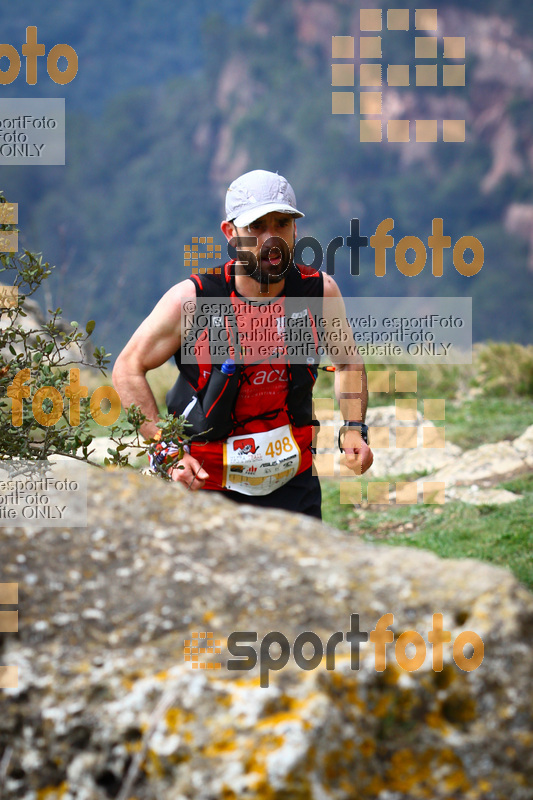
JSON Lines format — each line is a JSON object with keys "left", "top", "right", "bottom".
{"left": 0, "top": 0, "right": 531, "bottom": 358}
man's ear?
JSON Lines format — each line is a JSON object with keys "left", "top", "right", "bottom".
{"left": 221, "top": 220, "right": 236, "bottom": 241}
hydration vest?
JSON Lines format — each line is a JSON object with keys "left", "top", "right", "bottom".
{"left": 167, "top": 260, "right": 324, "bottom": 440}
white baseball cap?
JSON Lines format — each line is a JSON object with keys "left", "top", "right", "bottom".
{"left": 225, "top": 170, "right": 305, "bottom": 227}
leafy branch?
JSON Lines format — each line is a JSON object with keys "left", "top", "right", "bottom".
{"left": 0, "top": 192, "right": 192, "bottom": 474}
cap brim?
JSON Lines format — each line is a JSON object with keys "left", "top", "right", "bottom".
{"left": 230, "top": 202, "right": 304, "bottom": 228}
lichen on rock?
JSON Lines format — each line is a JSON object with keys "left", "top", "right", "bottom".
{"left": 0, "top": 468, "right": 532, "bottom": 799}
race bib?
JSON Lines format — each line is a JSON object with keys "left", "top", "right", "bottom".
{"left": 223, "top": 425, "right": 301, "bottom": 496}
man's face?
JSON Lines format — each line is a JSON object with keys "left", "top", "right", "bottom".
{"left": 229, "top": 211, "right": 296, "bottom": 286}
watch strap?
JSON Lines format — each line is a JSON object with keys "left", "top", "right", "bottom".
{"left": 338, "top": 421, "right": 369, "bottom": 450}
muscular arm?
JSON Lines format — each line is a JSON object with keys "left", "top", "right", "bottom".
{"left": 112, "top": 279, "right": 196, "bottom": 440}
{"left": 322, "top": 273, "right": 373, "bottom": 475}
{"left": 113, "top": 278, "right": 209, "bottom": 489}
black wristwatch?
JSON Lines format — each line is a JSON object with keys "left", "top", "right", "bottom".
{"left": 338, "top": 421, "right": 369, "bottom": 451}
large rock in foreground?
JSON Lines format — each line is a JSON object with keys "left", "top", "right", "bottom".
{"left": 0, "top": 469, "right": 532, "bottom": 799}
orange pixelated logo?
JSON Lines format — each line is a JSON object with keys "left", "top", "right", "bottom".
{"left": 184, "top": 631, "right": 222, "bottom": 670}
{"left": 313, "top": 369, "right": 448, "bottom": 506}
{"left": 332, "top": 8, "right": 466, "bottom": 143}
{"left": 184, "top": 237, "right": 222, "bottom": 275}
{"left": 186, "top": 614, "right": 484, "bottom": 688}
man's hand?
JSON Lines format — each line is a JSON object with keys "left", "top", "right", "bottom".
{"left": 168, "top": 453, "right": 210, "bottom": 490}
{"left": 342, "top": 429, "right": 373, "bottom": 475}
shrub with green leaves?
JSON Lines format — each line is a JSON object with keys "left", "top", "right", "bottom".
{"left": 0, "top": 194, "right": 191, "bottom": 473}
{"left": 475, "top": 342, "right": 533, "bottom": 398}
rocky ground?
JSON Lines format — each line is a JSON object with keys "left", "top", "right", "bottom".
{"left": 363, "top": 410, "right": 533, "bottom": 507}
{"left": 0, "top": 467, "right": 532, "bottom": 799}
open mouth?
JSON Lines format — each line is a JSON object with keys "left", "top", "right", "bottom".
{"left": 261, "top": 248, "right": 282, "bottom": 266}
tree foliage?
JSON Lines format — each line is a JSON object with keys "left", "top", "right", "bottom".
{"left": 0, "top": 194, "right": 191, "bottom": 476}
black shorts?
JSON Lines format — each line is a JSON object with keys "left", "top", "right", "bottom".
{"left": 213, "top": 467, "right": 322, "bottom": 520}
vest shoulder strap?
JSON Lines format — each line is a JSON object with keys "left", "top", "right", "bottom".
{"left": 191, "top": 261, "right": 323, "bottom": 299}
{"left": 190, "top": 269, "right": 230, "bottom": 298}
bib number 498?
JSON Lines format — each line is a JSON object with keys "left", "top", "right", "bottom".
{"left": 265, "top": 436, "right": 293, "bottom": 458}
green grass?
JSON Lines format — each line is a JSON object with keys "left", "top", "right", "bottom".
{"left": 369, "top": 394, "right": 531, "bottom": 449}
{"left": 321, "top": 473, "right": 533, "bottom": 591}
{"left": 93, "top": 358, "right": 533, "bottom": 590}
{"left": 316, "top": 366, "right": 532, "bottom": 450}
{"left": 442, "top": 397, "right": 533, "bottom": 449}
